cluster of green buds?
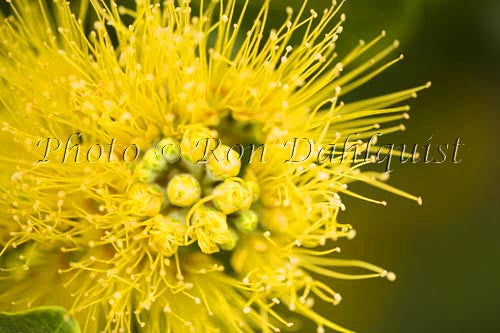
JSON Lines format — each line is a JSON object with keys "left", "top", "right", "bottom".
{"left": 126, "top": 125, "right": 261, "bottom": 256}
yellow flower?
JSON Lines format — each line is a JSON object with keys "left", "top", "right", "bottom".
{"left": 0, "top": 1, "right": 428, "bottom": 332}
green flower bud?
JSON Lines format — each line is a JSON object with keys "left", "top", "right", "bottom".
{"left": 156, "top": 138, "right": 181, "bottom": 163}
{"left": 133, "top": 161, "right": 158, "bottom": 183}
{"left": 142, "top": 148, "right": 167, "bottom": 172}
{"left": 234, "top": 210, "right": 259, "bottom": 233}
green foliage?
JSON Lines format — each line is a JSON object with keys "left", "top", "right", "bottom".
{"left": 0, "top": 307, "right": 80, "bottom": 333}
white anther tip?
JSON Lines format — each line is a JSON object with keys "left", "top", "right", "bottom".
{"left": 387, "top": 272, "right": 397, "bottom": 281}
{"left": 347, "top": 229, "right": 357, "bottom": 239}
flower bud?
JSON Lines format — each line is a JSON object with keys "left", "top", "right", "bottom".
{"left": 142, "top": 148, "right": 167, "bottom": 172}
{"left": 234, "top": 210, "right": 259, "bottom": 233}
{"left": 219, "top": 228, "right": 239, "bottom": 251}
{"left": 150, "top": 215, "right": 186, "bottom": 257}
{"left": 128, "top": 183, "right": 164, "bottom": 216}
{"left": 190, "top": 206, "right": 231, "bottom": 254}
{"left": 181, "top": 125, "right": 215, "bottom": 163}
{"left": 156, "top": 137, "right": 181, "bottom": 163}
{"left": 166, "top": 174, "right": 201, "bottom": 207}
{"left": 206, "top": 145, "right": 242, "bottom": 181}
{"left": 212, "top": 178, "right": 252, "bottom": 214}
{"left": 133, "top": 161, "right": 158, "bottom": 183}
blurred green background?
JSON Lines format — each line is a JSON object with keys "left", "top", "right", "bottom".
{"left": 2, "top": 0, "right": 499, "bottom": 332}
{"left": 308, "top": 0, "right": 500, "bottom": 332}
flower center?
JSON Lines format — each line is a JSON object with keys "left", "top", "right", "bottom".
{"left": 127, "top": 125, "right": 261, "bottom": 257}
